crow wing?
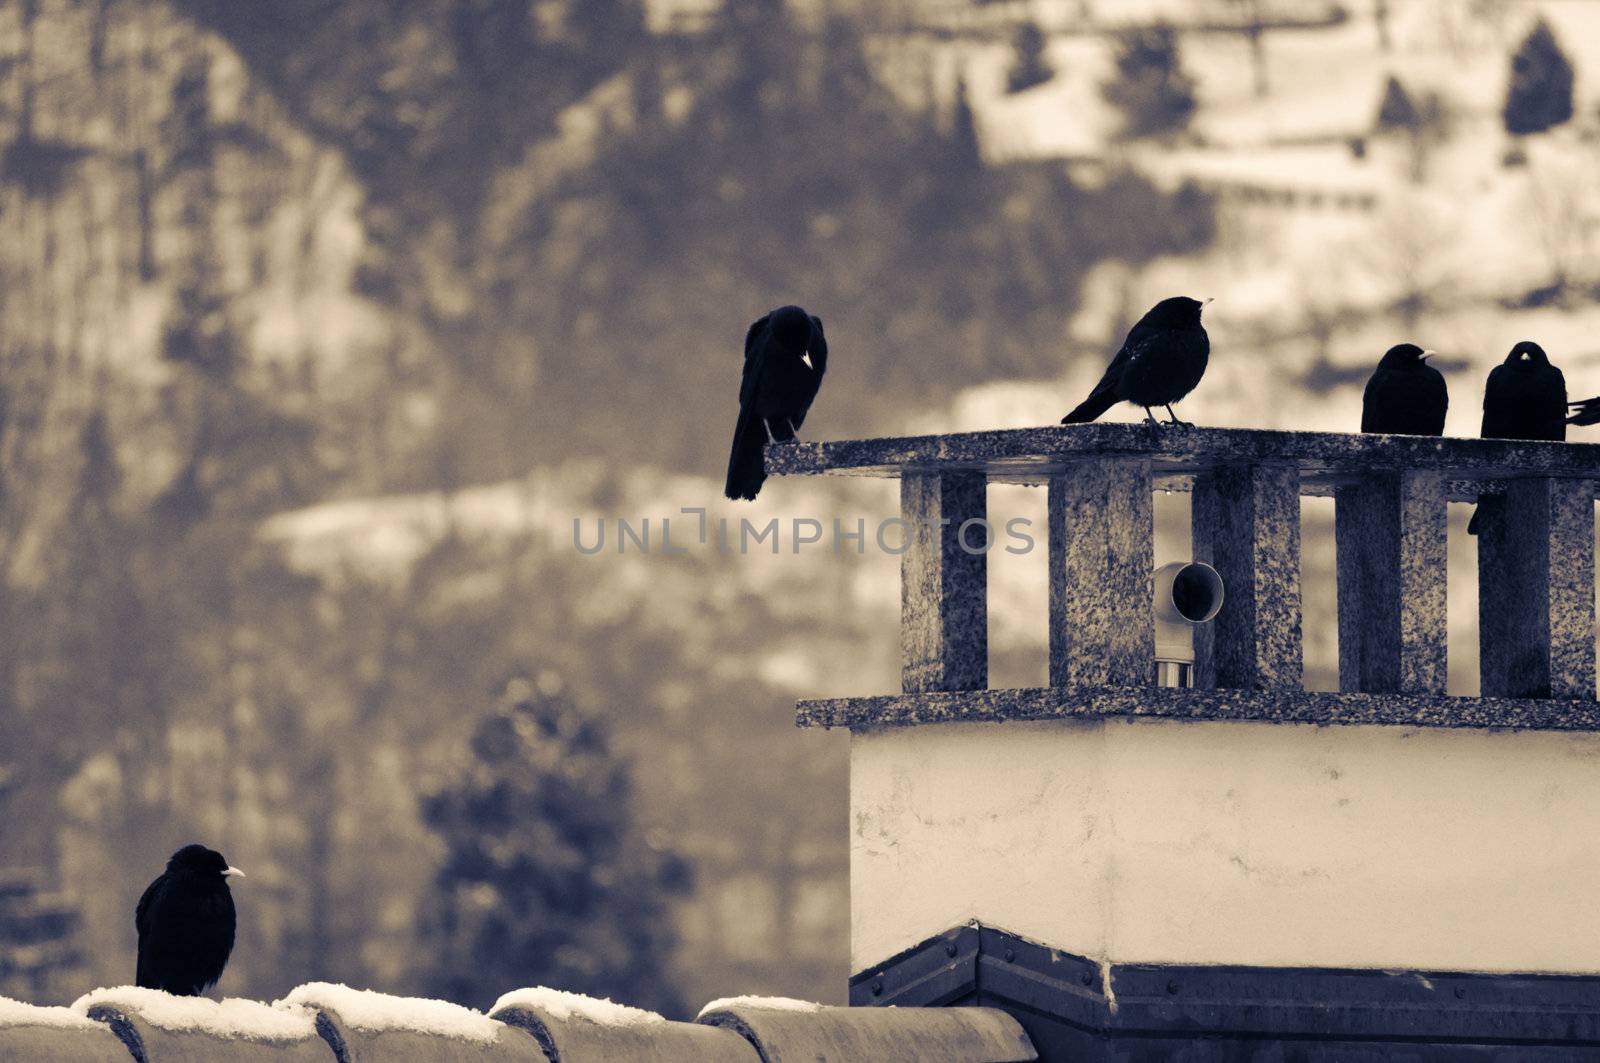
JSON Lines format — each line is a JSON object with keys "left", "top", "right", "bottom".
{"left": 135, "top": 876, "right": 159, "bottom": 938}
{"left": 744, "top": 313, "right": 768, "bottom": 361}
{"left": 1544, "top": 366, "right": 1569, "bottom": 440}
{"left": 1481, "top": 364, "right": 1511, "bottom": 438}
{"left": 739, "top": 314, "right": 772, "bottom": 409}
{"left": 1359, "top": 369, "right": 1383, "bottom": 433}
{"left": 1088, "top": 328, "right": 1160, "bottom": 403}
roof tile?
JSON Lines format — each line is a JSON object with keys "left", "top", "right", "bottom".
{"left": 0, "top": 995, "right": 128, "bottom": 1062}
{"left": 6, "top": 986, "right": 1040, "bottom": 1062}
{"left": 73, "top": 987, "right": 327, "bottom": 1063}
{"left": 282, "top": 984, "right": 543, "bottom": 1063}
{"left": 698, "top": 1001, "right": 1037, "bottom": 1063}
{"left": 491, "top": 999, "right": 758, "bottom": 1062}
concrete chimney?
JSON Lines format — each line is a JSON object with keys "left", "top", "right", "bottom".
{"left": 776, "top": 424, "right": 1600, "bottom": 1059}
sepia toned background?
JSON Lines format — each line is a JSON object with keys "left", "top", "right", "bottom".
{"left": 2, "top": 0, "right": 1598, "bottom": 1018}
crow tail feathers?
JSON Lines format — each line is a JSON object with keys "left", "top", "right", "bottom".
{"left": 1061, "top": 385, "right": 1119, "bottom": 425}
{"left": 724, "top": 408, "right": 767, "bottom": 501}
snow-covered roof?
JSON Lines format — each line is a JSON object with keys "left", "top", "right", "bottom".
{"left": 490, "top": 985, "right": 666, "bottom": 1027}
{"left": 73, "top": 986, "right": 317, "bottom": 1041}
{"left": 0, "top": 994, "right": 128, "bottom": 1061}
{"left": 0, "top": 995, "right": 104, "bottom": 1031}
{"left": 9, "top": 983, "right": 1036, "bottom": 1061}
{"left": 278, "top": 982, "right": 502, "bottom": 1044}
{"left": 697, "top": 994, "right": 825, "bottom": 1018}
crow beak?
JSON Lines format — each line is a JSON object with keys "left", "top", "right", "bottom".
{"left": 1202, "top": 297, "right": 1215, "bottom": 305}
{"left": 1420, "top": 349, "right": 1436, "bottom": 361}
{"left": 801, "top": 351, "right": 814, "bottom": 371}
{"left": 223, "top": 867, "right": 246, "bottom": 879}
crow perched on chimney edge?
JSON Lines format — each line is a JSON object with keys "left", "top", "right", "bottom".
{"left": 136, "top": 844, "right": 244, "bottom": 996}
{"left": 1468, "top": 340, "right": 1567, "bottom": 535}
{"left": 1061, "top": 296, "right": 1211, "bottom": 427}
{"left": 724, "top": 306, "right": 828, "bottom": 502}
{"left": 1360, "top": 343, "right": 1448, "bottom": 436}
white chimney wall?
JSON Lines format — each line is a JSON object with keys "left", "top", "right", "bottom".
{"left": 851, "top": 717, "right": 1600, "bottom": 975}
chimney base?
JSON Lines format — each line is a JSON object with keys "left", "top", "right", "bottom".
{"left": 851, "top": 923, "right": 1600, "bottom": 1061}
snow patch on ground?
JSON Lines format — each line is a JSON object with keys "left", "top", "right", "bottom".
{"left": 490, "top": 987, "right": 666, "bottom": 1027}
{"left": 0, "top": 996, "right": 103, "bottom": 1030}
{"left": 72, "top": 987, "right": 316, "bottom": 1041}
{"left": 697, "top": 995, "right": 825, "bottom": 1018}
{"left": 278, "top": 983, "right": 501, "bottom": 1044}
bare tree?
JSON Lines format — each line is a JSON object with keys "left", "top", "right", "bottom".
{"left": 1405, "top": 90, "right": 1454, "bottom": 184}
{"left": 1524, "top": 151, "right": 1600, "bottom": 304}
{"left": 1467, "top": 0, "right": 1514, "bottom": 44}
{"left": 1228, "top": 0, "right": 1270, "bottom": 97}
{"left": 1362, "top": 195, "right": 1461, "bottom": 330}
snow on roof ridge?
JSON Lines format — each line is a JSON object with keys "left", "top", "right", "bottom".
{"left": 0, "top": 995, "right": 104, "bottom": 1031}
{"left": 71, "top": 986, "right": 316, "bottom": 1041}
{"left": 277, "top": 982, "right": 502, "bottom": 1044}
{"left": 696, "top": 995, "right": 825, "bottom": 1019}
{"left": 489, "top": 986, "right": 666, "bottom": 1027}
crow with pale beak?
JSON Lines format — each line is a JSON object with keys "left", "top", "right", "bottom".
{"left": 1061, "top": 296, "right": 1211, "bottom": 426}
{"left": 1360, "top": 343, "right": 1447, "bottom": 435}
{"left": 1468, "top": 340, "right": 1567, "bottom": 535}
{"left": 135, "top": 844, "right": 244, "bottom": 995}
{"left": 724, "top": 305, "right": 828, "bottom": 501}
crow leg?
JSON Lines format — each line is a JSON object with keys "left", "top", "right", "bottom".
{"left": 1143, "top": 407, "right": 1161, "bottom": 426}
{"left": 1165, "top": 405, "right": 1192, "bottom": 427}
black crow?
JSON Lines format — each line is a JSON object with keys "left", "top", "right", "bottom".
{"left": 1360, "top": 343, "right": 1447, "bottom": 435}
{"left": 724, "top": 306, "right": 828, "bottom": 501}
{"left": 1468, "top": 340, "right": 1566, "bottom": 535}
{"left": 136, "top": 844, "right": 243, "bottom": 996}
{"left": 1061, "top": 296, "right": 1211, "bottom": 426}
{"left": 1567, "top": 396, "right": 1600, "bottom": 426}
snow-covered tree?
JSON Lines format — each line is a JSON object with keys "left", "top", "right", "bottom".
{"left": 1374, "top": 76, "right": 1452, "bottom": 183}
{"left": 949, "top": 72, "right": 983, "bottom": 170}
{"left": 1006, "top": 21, "right": 1054, "bottom": 94}
{"left": 1374, "top": 75, "right": 1418, "bottom": 132}
{"left": 1102, "top": 23, "right": 1197, "bottom": 138}
{"left": 1503, "top": 18, "right": 1573, "bottom": 136}
{"left": 420, "top": 675, "right": 692, "bottom": 1014}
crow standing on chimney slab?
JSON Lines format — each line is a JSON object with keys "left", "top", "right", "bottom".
{"left": 136, "top": 844, "right": 244, "bottom": 996}
{"left": 1360, "top": 343, "right": 1447, "bottom": 436}
{"left": 1468, "top": 340, "right": 1566, "bottom": 535}
{"left": 724, "top": 306, "right": 828, "bottom": 501}
{"left": 1061, "top": 296, "right": 1211, "bottom": 426}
